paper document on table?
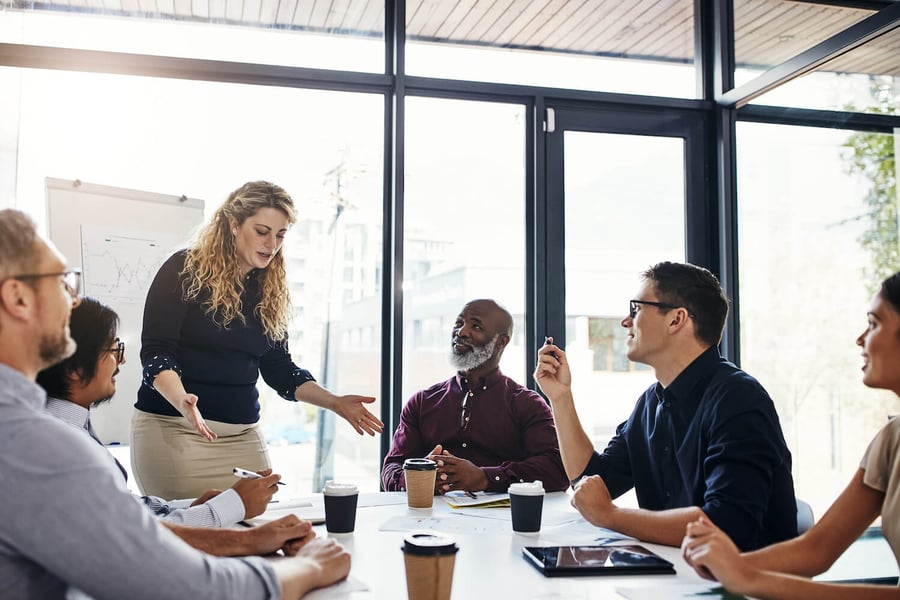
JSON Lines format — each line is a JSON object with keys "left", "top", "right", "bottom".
{"left": 246, "top": 498, "right": 323, "bottom": 527}
{"left": 538, "top": 518, "right": 636, "bottom": 545}
{"left": 247, "top": 510, "right": 326, "bottom": 526}
{"left": 441, "top": 491, "right": 510, "bottom": 508}
{"left": 358, "top": 492, "right": 410, "bottom": 507}
{"left": 617, "top": 584, "right": 747, "bottom": 599}
{"left": 266, "top": 498, "right": 314, "bottom": 510}
{"left": 379, "top": 514, "right": 510, "bottom": 534}
{"left": 303, "top": 576, "right": 368, "bottom": 599}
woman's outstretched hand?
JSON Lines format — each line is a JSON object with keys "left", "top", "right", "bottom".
{"left": 333, "top": 394, "right": 383, "bottom": 436}
{"left": 178, "top": 393, "right": 217, "bottom": 441}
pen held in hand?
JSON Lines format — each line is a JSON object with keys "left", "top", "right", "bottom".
{"left": 543, "top": 336, "right": 559, "bottom": 359}
{"left": 232, "top": 467, "right": 286, "bottom": 485}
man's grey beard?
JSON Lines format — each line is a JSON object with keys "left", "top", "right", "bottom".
{"left": 449, "top": 334, "right": 498, "bottom": 371}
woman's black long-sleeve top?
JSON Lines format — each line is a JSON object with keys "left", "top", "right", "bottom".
{"left": 135, "top": 250, "right": 315, "bottom": 424}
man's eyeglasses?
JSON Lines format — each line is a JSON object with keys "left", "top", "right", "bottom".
{"left": 11, "top": 269, "right": 82, "bottom": 300}
{"left": 629, "top": 299, "right": 696, "bottom": 319}
{"left": 104, "top": 338, "right": 125, "bottom": 365}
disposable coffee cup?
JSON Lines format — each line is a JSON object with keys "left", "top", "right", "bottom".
{"left": 403, "top": 458, "right": 437, "bottom": 509}
{"left": 508, "top": 480, "right": 545, "bottom": 533}
{"left": 323, "top": 481, "right": 359, "bottom": 534}
{"left": 401, "top": 531, "right": 458, "bottom": 600}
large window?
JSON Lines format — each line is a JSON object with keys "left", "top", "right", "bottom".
{"left": 402, "top": 97, "right": 526, "bottom": 403}
{"left": 562, "top": 131, "right": 686, "bottom": 449}
{"left": 1, "top": 65, "right": 385, "bottom": 495}
{"left": 737, "top": 121, "right": 900, "bottom": 516}
{"left": 405, "top": 0, "right": 695, "bottom": 98}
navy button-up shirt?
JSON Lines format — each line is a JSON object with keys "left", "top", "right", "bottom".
{"left": 581, "top": 346, "right": 797, "bottom": 551}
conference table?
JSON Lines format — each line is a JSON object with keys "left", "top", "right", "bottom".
{"left": 258, "top": 490, "right": 725, "bottom": 599}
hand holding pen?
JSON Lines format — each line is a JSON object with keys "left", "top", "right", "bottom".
{"left": 233, "top": 467, "right": 286, "bottom": 485}
{"left": 544, "top": 335, "right": 558, "bottom": 359}
{"left": 231, "top": 467, "right": 285, "bottom": 519}
{"left": 533, "top": 335, "right": 571, "bottom": 398}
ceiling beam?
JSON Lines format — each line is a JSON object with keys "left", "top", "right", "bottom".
{"left": 719, "top": 0, "right": 900, "bottom": 108}
{"left": 0, "top": 42, "right": 392, "bottom": 92}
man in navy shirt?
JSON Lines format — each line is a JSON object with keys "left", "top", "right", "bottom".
{"left": 535, "top": 262, "right": 796, "bottom": 550}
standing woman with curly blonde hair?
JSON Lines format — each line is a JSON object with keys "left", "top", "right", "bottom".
{"left": 132, "top": 181, "right": 383, "bottom": 499}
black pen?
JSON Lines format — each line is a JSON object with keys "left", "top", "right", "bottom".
{"left": 544, "top": 336, "right": 558, "bottom": 359}
{"left": 465, "top": 491, "right": 478, "bottom": 500}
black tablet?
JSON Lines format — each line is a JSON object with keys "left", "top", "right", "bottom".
{"left": 522, "top": 544, "right": 676, "bottom": 577}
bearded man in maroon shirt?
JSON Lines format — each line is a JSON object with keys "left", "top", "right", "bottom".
{"left": 381, "top": 299, "right": 568, "bottom": 494}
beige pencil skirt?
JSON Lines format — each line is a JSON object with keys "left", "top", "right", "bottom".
{"left": 130, "top": 409, "right": 270, "bottom": 499}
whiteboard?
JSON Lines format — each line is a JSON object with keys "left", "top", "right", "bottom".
{"left": 47, "top": 178, "right": 205, "bottom": 444}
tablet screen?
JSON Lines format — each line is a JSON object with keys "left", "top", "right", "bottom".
{"left": 523, "top": 545, "right": 675, "bottom": 576}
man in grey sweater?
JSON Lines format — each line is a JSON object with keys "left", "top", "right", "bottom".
{"left": 0, "top": 208, "right": 350, "bottom": 599}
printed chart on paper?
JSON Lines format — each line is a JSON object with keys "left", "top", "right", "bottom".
{"left": 80, "top": 225, "right": 183, "bottom": 305}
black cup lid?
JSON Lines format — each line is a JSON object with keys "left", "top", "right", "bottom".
{"left": 403, "top": 458, "right": 437, "bottom": 471}
{"left": 401, "top": 531, "right": 459, "bottom": 556}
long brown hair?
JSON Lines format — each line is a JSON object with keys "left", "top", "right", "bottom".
{"left": 182, "top": 181, "right": 296, "bottom": 341}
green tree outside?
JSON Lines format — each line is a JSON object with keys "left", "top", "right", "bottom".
{"left": 842, "top": 80, "right": 899, "bottom": 293}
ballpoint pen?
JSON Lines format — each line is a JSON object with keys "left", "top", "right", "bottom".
{"left": 464, "top": 491, "right": 478, "bottom": 500}
{"left": 233, "top": 467, "right": 286, "bottom": 485}
{"left": 544, "top": 336, "right": 559, "bottom": 359}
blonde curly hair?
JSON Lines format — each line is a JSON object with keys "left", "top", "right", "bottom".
{"left": 182, "top": 181, "right": 296, "bottom": 341}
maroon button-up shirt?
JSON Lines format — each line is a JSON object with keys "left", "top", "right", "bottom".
{"left": 381, "top": 368, "right": 569, "bottom": 493}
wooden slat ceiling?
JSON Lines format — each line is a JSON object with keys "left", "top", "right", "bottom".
{"left": 8, "top": 0, "right": 899, "bottom": 76}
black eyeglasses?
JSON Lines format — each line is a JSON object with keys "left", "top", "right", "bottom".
{"left": 104, "top": 338, "right": 125, "bottom": 364}
{"left": 11, "top": 269, "right": 82, "bottom": 300}
{"left": 629, "top": 299, "right": 696, "bottom": 319}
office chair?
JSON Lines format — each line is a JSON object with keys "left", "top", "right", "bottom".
{"left": 797, "top": 499, "right": 815, "bottom": 534}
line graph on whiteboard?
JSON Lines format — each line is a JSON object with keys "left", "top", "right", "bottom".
{"left": 80, "top": 225, "right": 186, "bottom": 305}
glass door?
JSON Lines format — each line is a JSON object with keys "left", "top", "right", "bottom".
{"left": 539, "top": 104, "right": 710, "bottom": 454}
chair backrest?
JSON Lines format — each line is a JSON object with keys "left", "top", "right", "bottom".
{"left": 796, "top": 498, "right": 814, "bottom": 534}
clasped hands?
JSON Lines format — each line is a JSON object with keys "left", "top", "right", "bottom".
{"left": 680, "top": 517, "right": 754, "bottom": 592}
{"left": 249, "top": 514, "right": 318, "bottom": 557}
{"left": 426, "top": 444, "right": 488, "bottom": 494}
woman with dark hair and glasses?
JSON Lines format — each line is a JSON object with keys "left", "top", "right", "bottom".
{"left": 133, "top": 181, "right": 383, "bottom": 499}
{"left": 682, "top": 271, "right": 900, "bottom": 599}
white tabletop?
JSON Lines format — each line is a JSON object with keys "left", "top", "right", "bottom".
{"left": 260, "top": 491, "right": 722, "bottom": 599}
